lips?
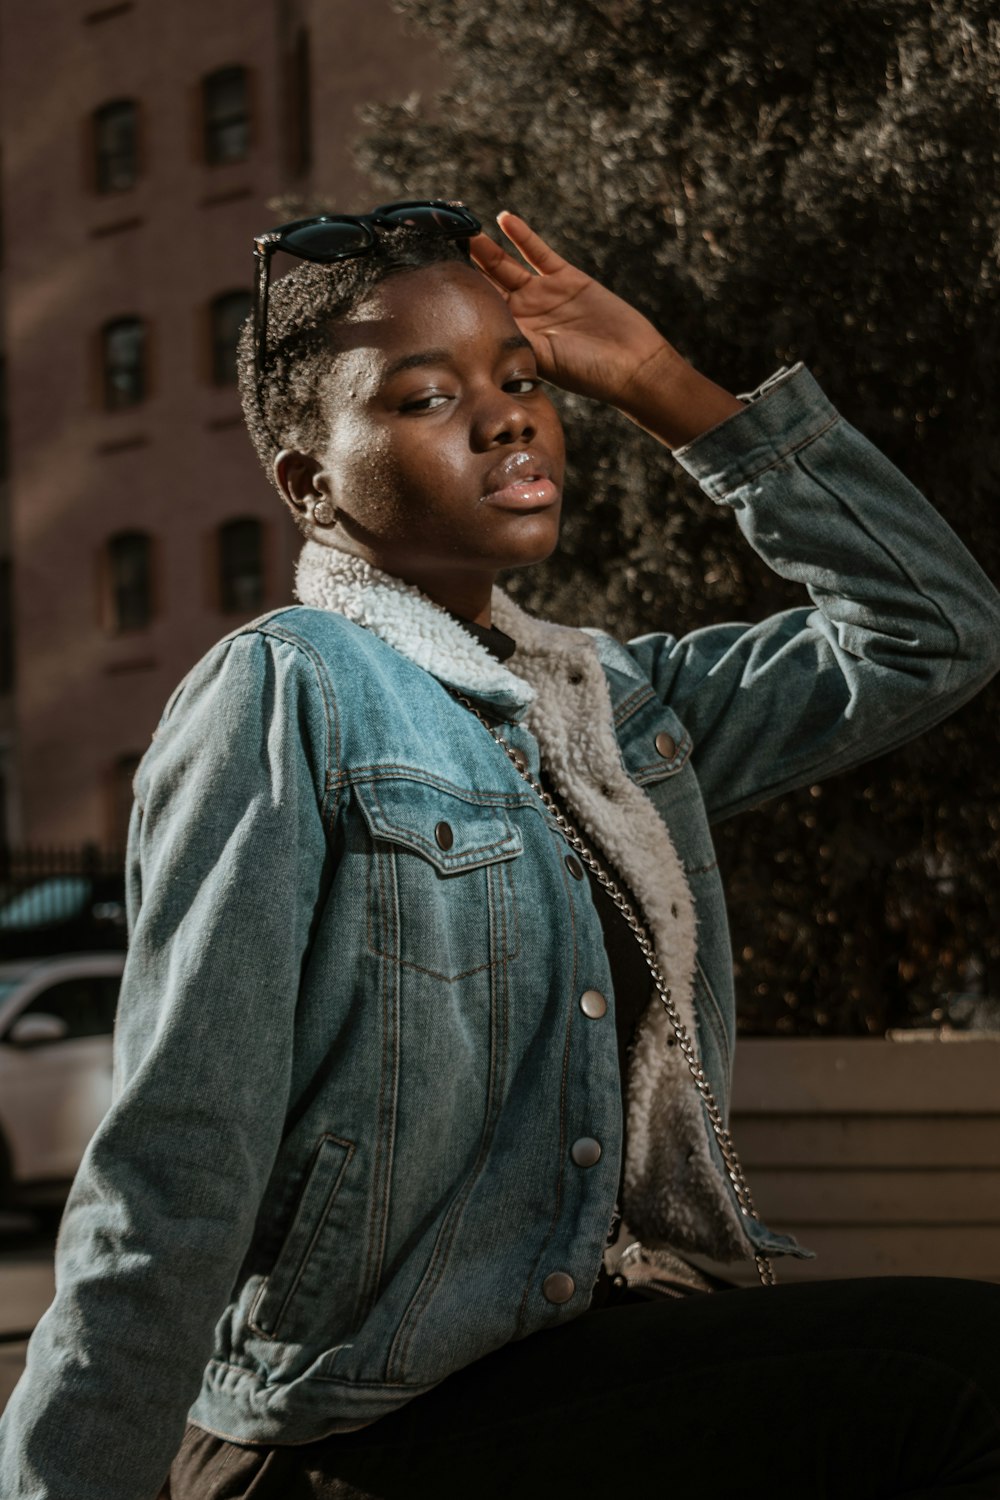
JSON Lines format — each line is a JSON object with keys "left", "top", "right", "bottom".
{"left": 480, "top": 450, "right": 560, "bottom": 510}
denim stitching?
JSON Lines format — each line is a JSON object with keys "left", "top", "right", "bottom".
{"left": 258, "top": 623, "right": 341, "bottom": 827}
{"left": 247, "top": 1135, "right": 355, "bottom": 1340}
{"left": 387, "top": 867, "right": 512, "bottom": 1379}
{"left": 613, "top": 684, "right": 657, "bottom": 727}
{"left": 705, "top": 411, "right": 841, "bottom": 498}
{"left": 335, "top": 764, "right": 536, "bottom": 809}
{"left": 515, "top": 832, "right": 579, "bottom": 1336}
{"left": 363, "top": 889, "right": 397, "bottom": 1324}
{"left": 365, "top": 779, "right": 521, "bottom": 866}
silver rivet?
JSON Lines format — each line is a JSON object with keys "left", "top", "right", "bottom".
{"left": 565, "top": 855, "right": 584, "bottom": 880}
{"left": 654, "top": 731, "right": 677, "bottom": 759}
{"left": 570, "top": 1137, "right": 602, "bottom": 1168}
{"left": 579, "top": 989, "right": 607, "bottom": 1019}
{"left": 434, "top": 821, "right": 454, "bottom": 850}
{"left": 542, "top": 1271, "right": 575, "bottom": 1304}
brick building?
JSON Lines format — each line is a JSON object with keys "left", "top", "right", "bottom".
{"left": 0, "top": 0, "right": 440, "bottom": 848}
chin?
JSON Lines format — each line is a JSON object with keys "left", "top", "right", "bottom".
{"left": 490, "top": 514, "right": 562, "bottom": 571}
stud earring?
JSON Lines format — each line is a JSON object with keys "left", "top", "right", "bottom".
{"left": 312, "top": 499, "right": 336, "bottom": 528}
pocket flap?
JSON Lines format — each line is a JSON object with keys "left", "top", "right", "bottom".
{"left": 618, "top": 700, "right": 693, "bottom": 785}
{"left": 355, "top": 778, "right": 524, "bottom": 873}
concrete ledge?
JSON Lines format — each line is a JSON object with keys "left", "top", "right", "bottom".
{"left": 729, "top": 1036, "right": 1000, "bottom": 1282}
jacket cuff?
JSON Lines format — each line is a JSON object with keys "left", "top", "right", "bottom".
{"left": 672, "top": 362, "right": 841, "bottom": 502}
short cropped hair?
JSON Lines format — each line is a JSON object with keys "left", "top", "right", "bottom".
{"left": 236, "top": 230, "right": 470, "bottom": 494}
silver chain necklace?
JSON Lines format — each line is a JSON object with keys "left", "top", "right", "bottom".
{"left": 449, "top": 687, "right": 776, "bottom": 1289}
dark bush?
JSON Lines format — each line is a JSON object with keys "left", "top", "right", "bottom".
{"left": 355, "top": 0, "right": 1000, "bottom": 1035}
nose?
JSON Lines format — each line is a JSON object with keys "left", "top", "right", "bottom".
{"left": 473, "top": 388, "right": 535, "bottom": 449}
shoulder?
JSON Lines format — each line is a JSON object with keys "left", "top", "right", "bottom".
{"left": 579, "top": 624, "right": 681, "bottom": 705}
{"left": 140, "top": 608, "right": 375, "bottom": 796}
{"left": 158, "top": 606, "right": 388, "bottom": 719}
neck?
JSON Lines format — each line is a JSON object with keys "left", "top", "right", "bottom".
{"left": 330, "top": 543, "right": 496, "bottom": 625}
{"left": 394, "top": 568, "right": 496, "bottom": 626}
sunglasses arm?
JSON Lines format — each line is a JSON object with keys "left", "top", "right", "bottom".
{"left": 253, "top": 241, "right": 275, "bottom": 382}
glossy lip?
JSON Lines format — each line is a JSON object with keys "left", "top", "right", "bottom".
{"left": 481, "top": 478, "right": 560, "bottom": 510}
{"left": 479, "top": 449, "right": 560, "bottom": 509}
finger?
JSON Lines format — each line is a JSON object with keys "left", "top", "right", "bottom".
{"left": 468, "top": 231, "right": 535, "bottom": 294}
{"left": 496, "top": 212, "right": 569, "bottom": 276}
{"left": 469, "top": 257, "right": 512, "bottom": 302}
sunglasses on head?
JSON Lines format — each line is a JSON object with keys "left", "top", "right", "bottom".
{"left": 251, "top": 199, "right": 482, "bottom": 383}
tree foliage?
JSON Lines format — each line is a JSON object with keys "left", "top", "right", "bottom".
{"left": 355, "top": 0, "right": 1000, "bottom": 1035}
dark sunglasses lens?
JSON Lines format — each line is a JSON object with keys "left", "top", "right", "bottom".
{"left": 379, "top": 205, "right": 477, "bottom": 234}
{"left": 281, "top": 220, "right": 372, "bottom": 259}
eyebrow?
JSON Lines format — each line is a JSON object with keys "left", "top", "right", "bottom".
{"left": 382, "top": 333, "right": 533, "bottom": 383}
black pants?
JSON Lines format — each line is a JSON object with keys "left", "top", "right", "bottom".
{"left": 164, "top": 1277, "right": 1000, "bottom": 1499}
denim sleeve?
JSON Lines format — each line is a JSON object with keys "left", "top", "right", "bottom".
{"left": 620, "top": 363, "right": 1000, "bottom": 822}
{"left": 0, "top": 630, "right": 334, "bottom": 1500}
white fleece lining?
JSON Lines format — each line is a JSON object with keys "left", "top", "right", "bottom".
{"left": 295, "top": 543, "right": 532, "bottom": 713}
{"left": 295, "top": 541, "right": 750, "bottom": 1262}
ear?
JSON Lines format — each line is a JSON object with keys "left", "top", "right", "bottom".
{"left": 273, "top": 449, "right": 327, "bottom": 523}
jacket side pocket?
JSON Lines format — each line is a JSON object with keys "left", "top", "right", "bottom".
{"left": 249, "top": 1133, "right": 355, "bottom": 1341}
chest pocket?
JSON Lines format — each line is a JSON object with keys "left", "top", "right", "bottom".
{"left": 618, "top": 698, "right": 717, "bottom": 877}
{"left": 356, "top": 777, "right": 524, "bottom": 981}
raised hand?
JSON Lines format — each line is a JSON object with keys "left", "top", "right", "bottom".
{"left": 468, "top": 211, "right": 677, "bottom": 410}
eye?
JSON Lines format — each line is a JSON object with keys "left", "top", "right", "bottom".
{"left": 504, "top": 377, "right": 541, "bottom": 396}
{"left": 399, "top": 392, "right": 452, "bottom": 412}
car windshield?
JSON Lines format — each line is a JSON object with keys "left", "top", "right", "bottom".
{"left": 0, "top": 877, "right": 93, "bottom": 929}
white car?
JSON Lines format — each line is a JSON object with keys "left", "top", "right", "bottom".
{"left": 0, "top": 954, "right": 123, "bottom": 1214}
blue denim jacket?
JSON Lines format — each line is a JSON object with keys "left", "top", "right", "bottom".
{"left": 3, "top": 364, "right": 999, "bottom": 1500}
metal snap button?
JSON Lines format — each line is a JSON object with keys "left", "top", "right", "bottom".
{"left": 542, "top": 1271, "right": 576, "bottom": 1304}
{"left": 570, "top": 1137, "right": 602, "bottom": 1168}
{"left": 654, "top": 731, "right": 677, "bottom": 759}
{"left": 579, "top": 989, "right": 607, "bottom": 1019}
{"left": 434, "top": 821, "right": 454, "bottom": 851}
{"left": 565, "top": 854, "right": 584, "bottom": 880}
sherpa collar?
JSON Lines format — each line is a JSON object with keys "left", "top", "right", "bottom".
{"left": 294, "top": 539, "right": 750, "bottom": 1262}
{"left": 295, "top": 541, "right": 535, "bottom": 718}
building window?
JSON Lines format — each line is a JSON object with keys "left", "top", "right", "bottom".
{"left": 107, "top": 531, "right": 152, "bottom": 631}
{"left": 93, "top": 100, "right": 139, "bottom": 192}
{"left": 287, "top": 28, "right": 312, "bottom": 176}
{"left": 203, "top": 66, "right": 250, "bottom": 165}
{"left": 209, "top": 291, "right": 252, "bottom": 385}
{"left": 218, "top": 518, "right": 264, "bottom": 613}
{"left": 101, "top": 317, "right": 146, "bottom": 408}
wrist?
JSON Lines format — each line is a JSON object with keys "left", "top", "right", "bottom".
{"left": 617, "top": 345, "right": 745, "bottom": 450}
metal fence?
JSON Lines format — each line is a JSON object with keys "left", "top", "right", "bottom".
{"left": 0, "top": 847, "right": 126, "bottom": 960}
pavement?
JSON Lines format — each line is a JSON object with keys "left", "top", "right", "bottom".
{"left": 0, "top": 1214, "right": 57, "bottom": 1411}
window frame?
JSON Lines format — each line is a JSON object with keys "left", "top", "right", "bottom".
{"left": 91, "top": 98, "right": 141, "bottom": 194}
{"left": 99, "top": 315, "right": 148, "bottom": 410}
{"left": 201, "top": 64, "right": 252, "bottom": 166}
{"left": 217, "top": 515, "right": 267, "bottom": 615}
{"left": 208, "top": 289, "right": 252, "bottom": 387}
{"left": 104, "top": 529, "right": 155, "bottom": 634}
{"left": 285, "top": 27, "right": 312, "bottom": 177}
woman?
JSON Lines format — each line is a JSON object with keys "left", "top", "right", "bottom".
{"left": 2, "top": 204, "right": 999, "bottom": 1499}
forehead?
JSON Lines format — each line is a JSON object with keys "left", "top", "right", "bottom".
{"left": 325, "top": 262, "right": 522, "bottom": 389}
